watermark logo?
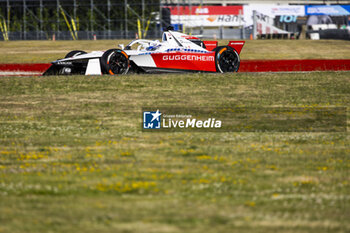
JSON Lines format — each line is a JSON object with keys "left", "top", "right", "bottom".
{"left": 142, "top": 108, "right": 222, "bottom": 131}
{"left": 141, "top": 107, "right": 346, "bottom": 132}
{"left": 143, "top": 110, "right": 162, "bottom": 129}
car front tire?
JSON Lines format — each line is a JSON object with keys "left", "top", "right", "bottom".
{"left": 101, "top": 49, "right": 130, "bottom": 75}
{"left": 214, "top": 46, "right": 240, "bottom": 73}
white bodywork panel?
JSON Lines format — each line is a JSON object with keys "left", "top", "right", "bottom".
{"left": 59, "top": 51, "right": 104, "bottom": 62}
{"left": 129, "top": 55, "right": 156, "bottom": 68}
{"left": 85, "top": 58, "right": 102, "bottom": 75}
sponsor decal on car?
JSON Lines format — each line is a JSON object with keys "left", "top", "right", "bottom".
{"left": 162, "top": 55, "right": 214, "bottom": 61}
{"left": 55, "top": 61, "right": 73, "bottom": 65}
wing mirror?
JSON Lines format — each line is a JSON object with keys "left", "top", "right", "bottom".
{"left": 118, "top": 44, "right": 125, "bottom": 50}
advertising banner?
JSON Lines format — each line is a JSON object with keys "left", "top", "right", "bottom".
{"left": 255, "top": 12, "right": 290, "bottom": 35}
{"left": 244, "top": 4, "right": 305, "bottom": 26}
{"left": 168, "top": 6, "right": 244, "bottom": 27}
{"left": 305, "top": 5, "right": 350, "bottom": 16}
{"left": 270, "top": 5, "right": 306, "bottom": 16}
{"left": 168, "top": 5, "right": 307, "bottom": 28}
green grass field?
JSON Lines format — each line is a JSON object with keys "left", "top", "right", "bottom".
{"left": 0, "top": 72, "right": 349, "bottom": 233}
{"left": 1, "top": 39, "right": 350, "bottom": 63}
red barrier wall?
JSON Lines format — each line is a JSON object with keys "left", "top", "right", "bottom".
{"left": 0, "top": 60, "right": 350, "bottom": 75}
{"left": 239, "top": 59, "right": 350, "bottom": 72}
{"left": 0, "top": 63, "right": 51, "bottom": 72}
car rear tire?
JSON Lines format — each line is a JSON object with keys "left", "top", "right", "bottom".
{"left": 101, "top": 49, "right": 130, "bottom": 75}
{"left": 64, "top": 50, "right": 87, "bottom": 58}
{"left": 214, "top": 46, "right": 240, "bottom": 73}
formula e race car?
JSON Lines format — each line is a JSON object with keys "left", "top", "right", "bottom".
{"left": 43, "top": 30, "right": 245, "bottom": 75}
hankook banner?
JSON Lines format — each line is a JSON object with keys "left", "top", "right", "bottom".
{"left": 166, "top": 5, "right": 305, "bottom": 27}
{"left": 168, "top": 6, "right": 245, "bottom": 27}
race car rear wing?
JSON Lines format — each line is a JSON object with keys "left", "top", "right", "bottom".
{"left": 228, "top": 41, "right": 245, "bottom": 55}
{"left": 203, "top": 40, "right": 245, "bottom": 54}
{"left": 203, "top": 41, "right": 218, "bottom": 51}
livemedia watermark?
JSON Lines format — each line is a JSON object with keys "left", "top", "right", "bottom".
{"left": 142, "top": 106, "right": 347, "bottom": 132}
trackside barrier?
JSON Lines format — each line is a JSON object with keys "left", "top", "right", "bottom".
{"left": 0, "top": 60, "right": 350, "bottom": 76}
{"left": 239, "top": 59, "right": 350, "bottom": 72}
{"left": 0, "top": 63, "right": 51, "bottom": 72}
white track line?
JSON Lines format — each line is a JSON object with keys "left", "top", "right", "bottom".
{"left": 0, "top": 71, "right": 42, "bottom": 76}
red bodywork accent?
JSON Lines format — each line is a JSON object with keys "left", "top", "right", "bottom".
{"left": 151, "top": 52, "right": 217, "bottom": 72}
{"left": 228, "top": 41, "right": 245, "bottom": 54}
{"left": 203, "top": 41, "right": 218, "bottom": 51}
